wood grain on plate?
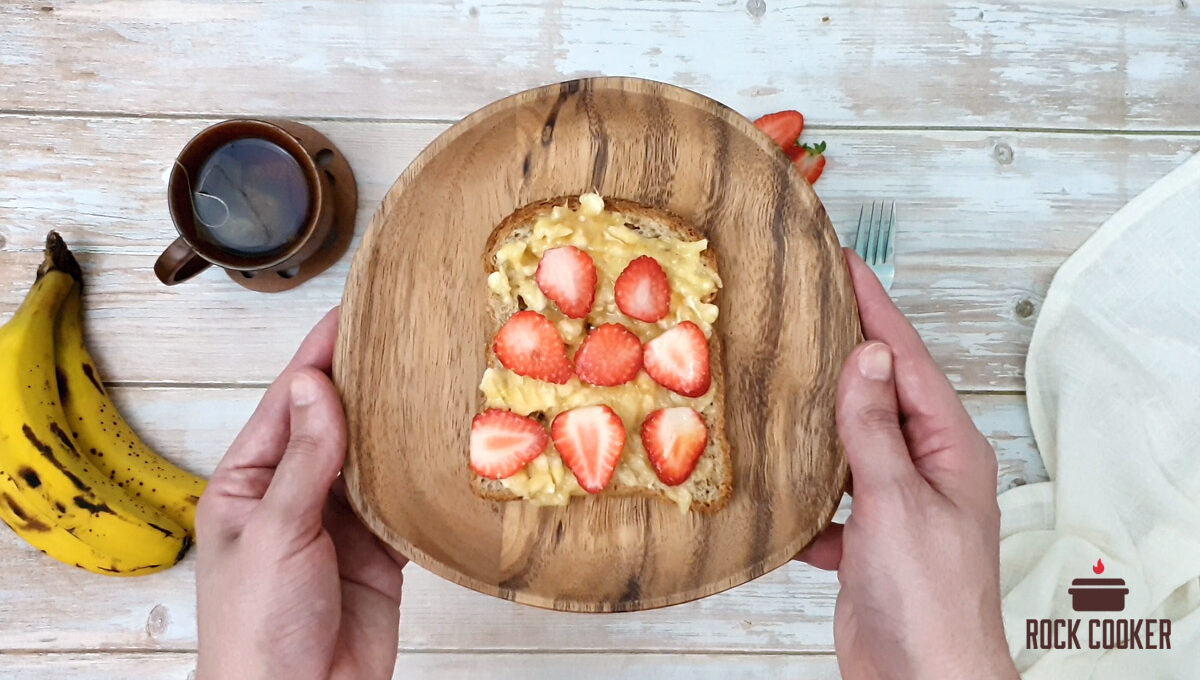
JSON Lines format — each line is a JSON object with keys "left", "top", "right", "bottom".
{"left": 335, "top": 78, "right": 859, "bottom": 611}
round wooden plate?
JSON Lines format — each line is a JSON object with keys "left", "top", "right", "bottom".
{"left": 335, "top": 77, "right": 859, "bottom": 612}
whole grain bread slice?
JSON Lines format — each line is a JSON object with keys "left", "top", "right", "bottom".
{"left": 472, "top": 196, "right": 731, "bottom": 513}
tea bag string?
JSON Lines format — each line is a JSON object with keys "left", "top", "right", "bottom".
{"left": 174, "top": 159, "right": 231, "bottom": 230}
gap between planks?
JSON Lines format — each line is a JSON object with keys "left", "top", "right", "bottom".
{"left": 0, "top": 651, "right": 845, "bottom": 680}
{"left": 2, "top": 109, "right": 1199, "bottom": 136}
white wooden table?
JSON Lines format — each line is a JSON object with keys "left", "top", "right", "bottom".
{"left": 2, "top": 1, "right": 1197, "bottom": 677}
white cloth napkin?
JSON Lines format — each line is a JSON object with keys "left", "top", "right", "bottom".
{"left": 998, "top": 151, "right": 1200, "bottom": 678}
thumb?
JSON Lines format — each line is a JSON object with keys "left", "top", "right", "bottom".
{"left": 836, "top": 342, "right": 916, "bottom": 494}
{"left": 260, "top": 368, "right": 346, "bottom": 536}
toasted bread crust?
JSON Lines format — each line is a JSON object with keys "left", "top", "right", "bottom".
{"left": 473, "top": 196, "right": 731, "bottom": 513}
{"left": 483, "top": 196, "right": 716, "bottom": 287}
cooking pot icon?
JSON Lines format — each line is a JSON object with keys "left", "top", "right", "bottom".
{"left": 1068, "top": 578, "right": 1128, "bottom": 612}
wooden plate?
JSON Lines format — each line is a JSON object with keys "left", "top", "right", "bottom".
{"left": 335, "top": 77, "right": 859, "bottom": 612}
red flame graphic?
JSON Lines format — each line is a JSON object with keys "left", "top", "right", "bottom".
{"left": 1093, "top": 558, "right": 1105, "bottom": 575}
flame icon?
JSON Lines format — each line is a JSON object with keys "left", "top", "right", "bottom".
{"left": 1093, "top": 558, "right": 1105, "bottom": 575}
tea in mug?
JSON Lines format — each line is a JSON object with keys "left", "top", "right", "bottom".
{"left": 191, "top": 138, "right": 310, "bottom": 256}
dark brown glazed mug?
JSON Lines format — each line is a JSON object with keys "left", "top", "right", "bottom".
{"left": 155, "top": 119, "right": 343, "bottom": 291}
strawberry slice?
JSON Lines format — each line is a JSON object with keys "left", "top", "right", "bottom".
{"left": 614, "top": 256, "right": 670, "bottom": 323}
{"left": 753, "top": 110, "right": 804, "bottom": 148}
{"left": 493, "top": 311, "right": 573, "bottom": 384}
{"left": 535, "top": 246, "right": 597, "bottom": 318}
{"left": 641, "top": 407, "right": 709, "bottom": 486}
{"left": 642, "top": 321, "right": 711, "bottom": 397}
{"left": 787, "top": 141, "right": 826, "bottom": 185}
{"left": 551, "top": 405, "right": 625, "bottom": 494}
{"left": 470, "top": 409, "right": 548, "bottom": 479}
{"left": 574, "top": 323, "right": 643, "bottom": 386}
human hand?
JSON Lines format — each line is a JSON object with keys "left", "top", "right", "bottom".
{"left": 797, "top": 252, "right": 1018, "bottom": 680}
{"left": 195, "top": 308, "right": 408, "bottom": 680}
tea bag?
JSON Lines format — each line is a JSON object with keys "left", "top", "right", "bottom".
{"left": 190, "top": 139, "right": 308, "bottom": 255}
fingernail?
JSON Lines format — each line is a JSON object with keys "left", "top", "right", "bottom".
{"left": 858, "top": 343, "right": 892, "bottom": 381}
{"left": 290, "top": 372, "right": 320, "bottom": 406}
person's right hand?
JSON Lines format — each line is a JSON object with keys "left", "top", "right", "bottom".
{"left": 797, "top": 251, "right": 1019, "bottom": 680}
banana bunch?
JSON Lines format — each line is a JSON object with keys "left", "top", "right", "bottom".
{"left": 0, "top": 232, "right": 206, "bottom": 576}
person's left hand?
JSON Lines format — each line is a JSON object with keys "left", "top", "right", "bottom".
{"left": 195, "top": 308, "right": 408, "bottom": 680}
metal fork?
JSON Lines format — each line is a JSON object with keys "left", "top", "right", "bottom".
{"left": 853, "top": 201, "right": 896, "bottom": 291}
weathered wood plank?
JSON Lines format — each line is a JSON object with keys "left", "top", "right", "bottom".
{"left": 0, "top": 547, "right": 840, "bottom": 653}
{"left": 0, "top": 651, "right": 842, "bottom": 679}
{"left": 1, "top": 116, "right": 1196, "bottom": 388}
{"left": 0, "top": 386, "right": 1039, "bottom": 652}
{"left": 0, "top": 2, "right": 1197, "bottom": 130}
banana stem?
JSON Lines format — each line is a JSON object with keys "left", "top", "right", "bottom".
{"left": 37, "top": 231, "right": 82, "bottom": 283}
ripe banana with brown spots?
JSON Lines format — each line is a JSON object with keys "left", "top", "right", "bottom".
{"left": 55, "top": 283, "right": 206, "bottom": 533}
{"left": 0, "top": 233, "right": 190, "bottom": 575}
{"left": 0, "top": 489, "right": 167, "bottom": 577}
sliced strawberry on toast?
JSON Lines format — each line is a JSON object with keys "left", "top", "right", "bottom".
{"left": 551, "top": 405, "right": 625, "bottom": 494}
{"left": 493, "top": 310, "right": 573, "bottom": 384}
{"left": 535, "top": 245, "right": 597, "bottom": 318}
{"left": 573, "top": 323, "right": 643, "bottom": 387}
{"left": 641, "top": 407, "right": 709, "bottom": 486}
{"left": 643, "top": 321, "right": 711, "bottom": 397}
{"left": 752, "top": 110, "right": 804, "bottom": 148}
{"left": 614, "top": 255, "right": 670, "bottom": 323}
{"left": 470, "top": 409, "right": 549, "bottom": 479}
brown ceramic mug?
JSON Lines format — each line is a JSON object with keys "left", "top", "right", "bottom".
{"left": 155, "top": 119, "right": 337, "bottom": 288}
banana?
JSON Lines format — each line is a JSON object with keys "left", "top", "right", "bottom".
{"left": 0, "top": 233, "right": 190, "bottom": 575}
{"left": 0, "top": 476, "right": 166, "bottom": 576}
{"left": 55, "top": 284, "right": 206, "bottom": 533}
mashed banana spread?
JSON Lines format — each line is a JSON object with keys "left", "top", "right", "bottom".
{"left": 482, "top": 193, "right": 721, "bottom": 511}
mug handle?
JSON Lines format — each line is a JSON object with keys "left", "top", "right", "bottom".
{"left": 154, "top": 237, "right": 211, "bottom": 285}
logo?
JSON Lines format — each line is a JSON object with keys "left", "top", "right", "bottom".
{"left": 1067, "top": 558, "right": 1128, "bottom": 612}
{"left": 1025, "top": 559, "right": 1172, "bottom": 651}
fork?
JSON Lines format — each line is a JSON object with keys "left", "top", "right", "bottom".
{"left": 853, "top": 201, "right": 896, "bottom": 291}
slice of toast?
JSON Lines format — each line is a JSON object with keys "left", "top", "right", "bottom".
{"left": 472, "top": 195, "right": 731, "bottom": 513}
